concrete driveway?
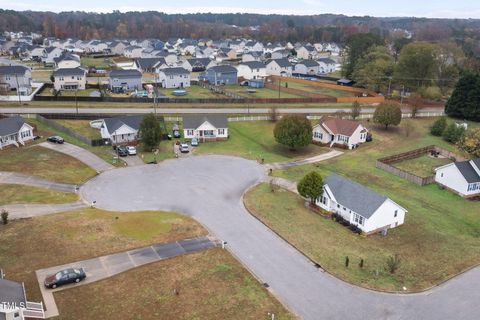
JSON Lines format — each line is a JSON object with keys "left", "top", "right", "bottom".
{"left": 39, "top": 142, "right": 114, "bottom": 173}
{"left": 79, "top": 155, "right": 480, "bottom": 320}
{"left": 0, "top": 171, "right": 77, "bottom": 192}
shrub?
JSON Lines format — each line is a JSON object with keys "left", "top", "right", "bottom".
{"left": 273, "top": 115, "right": 312, "bottom": 150}
{"left": 430, "top": 117, "right": 447, "bottom": 136}
{"left": 386, "top": 254, "right": 401, "bottom": 274}
{"left": 420, "top": 86, "right": 442, "bottom": 100}
{"left": 297, "top": 171, "right": 324, "bottom": 204}
{"left": 443, "top": 123, "right": 465, "bottom": 144}
{"left": 458, "top": 128, "right": 480, "bottom": 158}
{"left": 1, "top": 210, "right": 8, "bottom": 225}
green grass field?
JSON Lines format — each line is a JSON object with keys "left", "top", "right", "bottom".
{"left": 194, "top": 121, "right": 328, "bottom": 163}
{"left": 81, "top": 57, "right": 112, "bottom": 69}
{"left": 54, "top": 119, "right": 102, "bottom": 139}
{"left": 246, "top": 117, "right": 480, "bottom": 292}
{"left": 284, "top": 81, "right": 354, "bottom": 98}
{"left": 393, "top": 154, "right": 452, "bottom": 178}
{"left": 0, "top": 184, "right": 78, "bottom": 205}
{"left": 225, "top": 85, "right": 303, "bottom": 99}
{"left": 159, "top": 86, "right": 220, "bottom": 99}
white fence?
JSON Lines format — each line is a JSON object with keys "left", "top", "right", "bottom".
{"left": 0, "top": 82, "right": 44, "bottom": 102}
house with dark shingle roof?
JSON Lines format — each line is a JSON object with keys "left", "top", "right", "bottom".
{"left": 265, "top": 58, "right": 293, "bottom": 76}
{"left": 317, "top": 58, "right": 337, "bottom": 74}
{"left": 200, "top": 65, "right": 238, "bottom": 85}
{"left": 317, "top": 173, "right": 407, "bottom": 235}
{"left": 181, "top": 58, "right": 216, "bottom": 72}
{"left": 236, "top": 61, "right": 267, "bottom": 80}
{"left": 53, "top": 67, "right": 87, "bottom": 91}
{"left": 294, "top": 60, "right": 320, "bottom": 75}
{"left": 435, "top": 158, "right": 480, "bottom": 198}
{"left": 0, "top": 276, "right": 45, "bottom": 319}
{"left": 108, "top": 70, "right": 142, "bottom": 92}
{"left": 134, "top": 58, "right": 167, "bottom": 73}
{"left": 183, "top": 115, "right": 228, "bottom": 141}
{"left": 54, "top": 53, "right": 81, "bottom": 69}
{"left": 0, "top": 65, "right": 32, "bottom": 95}
{"left": 99, "top": 115, "right": 146, "bottom": 145}
{"left": 312, "top": 116, "right": 368, "bottom": 149}
{"left": 157, "top": 67, "right": 191, "bottom": 89}
{"left": 0, "top": 115, "right": 34, "bottom": 150}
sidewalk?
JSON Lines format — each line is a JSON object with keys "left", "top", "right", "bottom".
{"left": 266, "top": 150, "right": 343, "bottom": 170}
{"left": 1, "top": 202, "right": 88, "bottom": 219}
{"left": 0, "top": 171, "right": 78, "bottom": 192}
{"left": 36, "top": 236, "right": 218, "bottom": 318}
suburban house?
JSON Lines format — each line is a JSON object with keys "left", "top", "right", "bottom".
{"left": 53, "top": 67, "right": 87, "bottom": 91}
{"left": 317, "top": 174, "right": 408, "bottom": 235}
{"left": 297, "top": 45, "right": 318, "bottom": 60}
{"left": 135, "top": 58, "right": 167, "bottom": 73}
{"left": 183, "top": 115, "right": 229, "bottom": 141}
{"left": 0, "top": 276, "right": 45, "bottom": 319}
{"left": 109, "top": 70, "right": 142, "bottom": 92}
{"left": 312, "top": 116, "right": 368, "bottom": 149}
{"left": 294, "top": 60, "right": 320, "bottom": 75}
{"left": 156, "top": 51, "right": 178, "bottom": 65}
{"left": 242, "top": 51, "right": 264, "bottom": 63}
{"left": 123, "top": 46, "right": 143, "bottom": 59}
{"left": 216, "top": 48, "right": 237, "bottom": 61}
{"left": 236, "top": 61, "right": 267, "bottom": 80}
{"left": 109, "top": 41, "right": 127, "bottom": 55}
{"left": 53, "top": 53, "right": 81, "bottom": 69}
{"left": 157, "top": 67, "right": 191, "bottom": 88}
{"left": 100, "top": 115, "right": 145, "bottom": 145}
{"left": 200, "top": 65, "right": 238, "bottom": 85}
{"left": 435, "top": 158, "right": 480, "bottom": 198}
{"left": 317, "top": 58, "right": 337, "bottom": 74}
{"left": 42, "top": 47, "right": 63, "bottom": 65}
{"left": 271, "top": 49, "right": 290, "bottom": 60}
{"left": 0, "top": 116, "right": 35, "bottom": 150}
{"left": 265, "top": 59, "right": 293, "bottom": 76}
{"left": 181, "top": 58, "right": 216, "bottom": 72}
{"left": 0, "top": 66, "right": 32, "bottom": 95}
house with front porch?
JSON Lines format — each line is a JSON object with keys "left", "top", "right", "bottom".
{"left": 0, "top": 116, "right": 35, "bottom": 150}
{"left": 183, "top": 115, "right": 228, "bottom": 141}
{"left": 0, "top": 276, "right": 45, "bottom": 319}
{"left": 317, "top": 174, "right": 407, "bottom": 235}
{"left": 99, "top": 115, "right": 145, "bottom": 145}
{"left": 53, "top": 67, "right": 87, "bottom": 91}
{"left": 435, "top": 158, "right": 480, "bottom": 198}
{"left": 312, "top": 116, "right": 368, "bottom": 149}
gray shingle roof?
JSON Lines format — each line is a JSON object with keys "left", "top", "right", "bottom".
{"left": 454, "top": 161, "right": 480, "bottom": 183}
{"left": 109, "top": 69, "right": 142, "bottom": 78}
{"left": 318, "top": 58, "right": 336, "bottom": 64}
{"left": 0, "top": 116, "right": 28, "bottom": 136}
{"left": 183, "top": 115, "right": 228, "bottom": 129}
{"left": 160, "top": 67, "right": 190, "bottom": 76}
{"left": 53, "top": 67, "right": 86, "bottom": 77}
{"left": 267, "top": 58, "right": 291, "bottom": 68}
{"left": 187, "top": 58, "right": 212, "bottom": 67}
{"left": 208, "top": 65, "right": 237, "bottom": 74}
{"left": 241, "top": 61, "right": 265, "bottom": 69}
{"left": 135, "top": 58, "right": 165, "bottom": 70}
{"left": 325, "top": 174, "right": 389, "bottom": 219}
{"left": 0, "top": 278, "right": 26, "bottom": 307}
{"left": 299, "top": 60, "right": 319, "bottom": 67}
{"left": 103, "top": 115, "right": 145, "bottom": 135}
{"left": 0, "top": 65, "right": 29, "bottom": 76}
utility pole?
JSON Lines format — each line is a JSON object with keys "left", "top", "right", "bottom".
{"left": 15, "top": 73, "right": 21, "bottom": 105}
{"left": 278, "top": 78, "right": 281, "bottom": 99}
{"left": 387, "top": 76, "right": 392, "bottom": 98}
{"left": 75, "top": 89, "right": 79, "bottom": 115}
{"left": 400, "top": 85, "right": 405, "bottom": 105}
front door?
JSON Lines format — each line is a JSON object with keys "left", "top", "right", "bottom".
{"left": 331, "top": 134, "right": 335, "bottom": 142}
{"left": 199, "top": 131, "right": 203, "bottom": 137}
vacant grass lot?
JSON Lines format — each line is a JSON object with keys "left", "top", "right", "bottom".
{"left": 0, "top": 184, "right": 78, "bottom": 205}
{"left": 225, "top": 85, "right": 303, "bottom": 99}
{"left": 282, "top": 81, "right": 354, "bottom": 98}
{"left": 54, "top": 248, "right": 293, "bottom": 320}
{"left": 0, "top": 209, "right": 207, "bottom": 303}
{"left": 0, "top": 145, "right": 96, "bottom": 184}
{"left": 54, "top": 119, "right": 102, "bottom": 139}
{"left": 159, "top": 85, "right": 220, "bottom": 99}
{"left": 59, "top": 89, "right": 102, "bottom": 97}
{"left": 249, "top": 117, "right": 480, "bottom": 292}
{"left": 194, "top": 121, "right": 328, "bottom": 163}
{"left": 393, "top": 154, "right": 452, "bottom": 178}
{"left": 81, "top": 57, "right": 112, "bottom": 69}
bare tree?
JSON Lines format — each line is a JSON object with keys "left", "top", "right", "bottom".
{"left": 351, "top": 101, "right": 361, "bottom": 120}
{"left": 269, "top": 107, "right": 279, "bottom": 122}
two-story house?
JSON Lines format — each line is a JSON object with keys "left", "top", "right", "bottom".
{"left": 53, "top": 67, "right": 87, "bottom": 91}
{"left": 157, "top": 67, "right": 191, "bottom": 88}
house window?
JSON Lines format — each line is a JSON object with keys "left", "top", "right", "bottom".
{"left": 353, "top": 213, "right": 365, "bottom": 226}
{"left": 313, "top": 132, "right": 323, "bottom": 139}
{"left": 441, "top": 173, "right": 444, "bottom": 178}
{"left": 218, "top": 129, "right": 225, "bottom": 135}
{"left": 337, "top": 204, "right": 340, "bottom": 209}
{"left": 394, "top": 210, "right": 398, "bottom": 217}
{"left": 187, "top": 130, "right": 194, "bottom": 136}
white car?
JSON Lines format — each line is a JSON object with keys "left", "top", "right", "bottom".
{"left": 126, "top": 146, "right": 137, "bottom": 155}
{"left": 179, "top": 143, "right": 189, "bottom": 153}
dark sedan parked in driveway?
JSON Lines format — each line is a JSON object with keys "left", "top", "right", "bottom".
{"left": 116, "top": 146, "right": 129, "bottom": 157}
{"left": 44, "top": 268, "right": 86, "bottom": 289}
{"left": 47, "top": 136, "right": 64, "bottom": 144}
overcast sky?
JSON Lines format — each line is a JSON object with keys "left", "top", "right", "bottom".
{"left": 1, "top": 0, "right": 480, "bottom": 19}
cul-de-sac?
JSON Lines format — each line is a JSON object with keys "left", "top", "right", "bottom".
{"left": 0, "top": 4, "right": 480, "bottom": 320}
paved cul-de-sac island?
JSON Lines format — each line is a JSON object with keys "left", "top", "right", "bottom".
{"left": 80, "top": 155, "right": 480, "bottom": 320}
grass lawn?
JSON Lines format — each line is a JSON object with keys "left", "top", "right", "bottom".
{"left": 225, "top": 85, "right": 303, "bottom": 99}
{"left": 53, "top": 119, "right": 102, "bottom": 139}
{"left": 59, "top": 89, "right": 102, "bottom": 97}
{"left": 0, "top": 209, "right": 292, "bottom": 319}
{"left": 194, "top": 121, "right": 328, "bottom": 163}
{"left": 393, "top": 154, "right": 452, "bottom": 178}
{"left": 159, "top": 85, "right": 220, "bottom": 99}
{"left": 29, "top": 118, "right": 122, "bottom": 167}
{"left": 54, "top": 248, "right": 293, "bottom": 320}
{"left": 31, "top": 70, "right": 53, "bottom": 79}
{"left": 81, "top": 57, "right": 112, "bottom": 69}
{"left": 0, "top": 184, "right": 78, "bottom": 205}
{"left": 284, "top": 81, "right": 354, "bottom": 98}
{"left": 0, "top": 145, "right": 96, "bottom": 184}
{"left": 248, "top": 117, "right": 480, "bottom": 292}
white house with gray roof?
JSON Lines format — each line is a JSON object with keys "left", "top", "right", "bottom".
{"left": 0, "top": 116, "right": 34, "bottom": 150}
{"left": 183, "top": 115, "right": 228, "bottom": 141}
{"left": 0, "top": 276, "right": 45, "bottom": 319}
{"left": 0, "top": 66, "right": 32, "bottom": 95}
{"left": 317, "top": 174, "right": 407, "bottom": 235}
{"left": 236, "top": 61, "right": 267, "bottom": 80}
{"left": 294, "top": 60, "right": 320, "bottom": 75}
{"left": 435, "top": 158, "right": 480, "bottom": 198}
{"left": 99, "top": 115, "right": 145, "bottom": 145}
{"left": 265, "top": 59, "right": 292, "bottom": 76}
{"left": 109, "top": 70, "right": 142, "bottom": 92}
{"left": 53, "top": 67, "right": 87, "bottom": 91}
{"left": 157, "top": 67, "right": 191, "bottom": 89}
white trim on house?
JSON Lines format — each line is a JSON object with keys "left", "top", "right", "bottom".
{"left": 183, "top": 120, "right": 228, "bottom": 140}
{"left": 0, "top": 123, "right": 34, "bottom": 150}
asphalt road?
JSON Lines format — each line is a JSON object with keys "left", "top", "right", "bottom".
{"left": 79, "top": 155, "right": 480, "bottom": 320}
{"left": 0, "top": 106, "right": 444, "bottom": 115}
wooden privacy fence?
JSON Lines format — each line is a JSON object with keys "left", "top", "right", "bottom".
{"left": 376, "top": 145, "right": 466, "bottom": 186}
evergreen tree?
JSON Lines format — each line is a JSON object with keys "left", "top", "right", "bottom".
{"left": 297, "top": 171, "right": 324, "bottom": 204}
{"left": 139, "top": 114, "right": 162, "bottom": 150}
{"left": 443, "top": 123, "right": 465, "bottom": 144}
{"left": 273, "top": 115, "right": 312, "bottom": 150}
{"left": 430, "top": 117, "right": 447, "bottom": 136}
{"left": 445, "top": 73, "right": 480, "bottom": 121}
